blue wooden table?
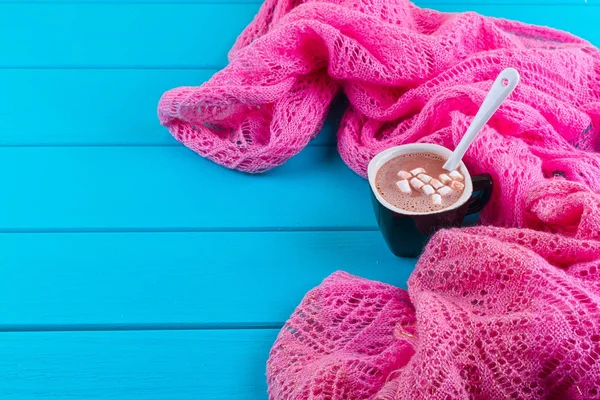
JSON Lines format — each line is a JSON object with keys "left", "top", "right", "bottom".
{"left": 0, "top": 1, "right": 596, "bottom": 398}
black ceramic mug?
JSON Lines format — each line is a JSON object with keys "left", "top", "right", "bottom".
{"left": 367, "top": 143, "right": 493, "bottom": 258}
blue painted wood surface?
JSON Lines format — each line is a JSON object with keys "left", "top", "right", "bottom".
{"left": 0, "top": 330, "right": 278, "bottom": 399}
{"left": 0, "top": 0, "right": 596, "bottom": 398}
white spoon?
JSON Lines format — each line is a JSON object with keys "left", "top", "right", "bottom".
{"left": 443, "top": 68, "right": 520, "bottom": 171}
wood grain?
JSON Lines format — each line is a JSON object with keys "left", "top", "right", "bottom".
{"left": 0, "top": 146, "right": 376, "bottom": 230}
{"left": 0, "top": 4, "right": 596, "bottom": 68}
{"left": 0, "top": 2, "right": 594, "bottom": 399}
{"left": 0, "top": 329, "right": 276, "bottom": 399}
{"left": 0, "top": 69, "right": 342, "bottom": 146}
{"left": 0, "top": 3, "right": 257, "bottom": 68}
{"left": 0, "top": 231, "right": 413, "bottom": 326}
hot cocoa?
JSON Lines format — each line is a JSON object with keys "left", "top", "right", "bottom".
{"left": 375, "top": 152, "right": 465, "bottom": 213}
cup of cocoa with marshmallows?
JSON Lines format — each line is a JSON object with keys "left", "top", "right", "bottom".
{"left": 368, "top": 143, "right": 493, "bottom": 258}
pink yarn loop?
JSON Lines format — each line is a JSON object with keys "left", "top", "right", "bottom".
{"left": 157, "top": 0, "right": 600, "bottom": 397}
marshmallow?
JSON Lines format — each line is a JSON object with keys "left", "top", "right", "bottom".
{"left": 422, "top": 184, "right": 435, "bottom": 195}
{"left": 431, "top": 194, "right": 442, "bottom": 206}
{"left": 449, "top": 170, "right": 464, "bottom": 181}
{"left": 438, "top": 186, "right": 452, "bottom": 196}
{"left": 430, "top": 179, "right": 443, "bottom": 189}
{"left": 451, "top": 181, "right": 465, "bottom": 191}
{"left": 396, "top": 180, "right": 412, "bottom": 194}
{"left": 410, "top": 177, "right": 425, "bottom": 190}
{"left": 410, "top": 167, "right": 426, "bottom": 175}
{"left": 417, "top": 174, "right": 432, "bottom": 183}
{"left": 439, "top": 174, "right": 452, "bottom": 184}
{"left": 397, "top": 170, "right": 412, "bottom": 179}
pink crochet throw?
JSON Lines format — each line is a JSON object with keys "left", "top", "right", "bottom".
{"left": 158, "top": 0, "right": 600, "bottom": 398}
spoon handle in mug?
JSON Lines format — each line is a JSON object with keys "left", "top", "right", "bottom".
{"left": 443, "top": 68, "right": 520, "bottom": 171}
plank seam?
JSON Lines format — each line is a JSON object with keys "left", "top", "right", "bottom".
{"left": 0, "top": 227, "right": 377, "bottom": 233}
{"left": 0, "top": 66, "right": 228, "bottom": 70}
{"left": 0, "top": 323, "right": 284, "bottom": 332}
{"left": 0, "top": 143, "right": 334, "bottom": 148}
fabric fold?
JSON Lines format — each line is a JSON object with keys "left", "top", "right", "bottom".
{"left": 156, "top": 0, "right": 600, "bottom": 397}
{"left": 269, "top": 227, "right": 600, "bottom": 399}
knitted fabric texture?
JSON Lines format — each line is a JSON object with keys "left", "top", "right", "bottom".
{"left": 157, "top": 0, "right": 600, "bottom": 226}
{"left": 157, "top": 0, "right": 600, "bottom": 398}
{"left": 268, "top": 225, "right": 600, "bottom": 399}
{"left": 157, "top": 0, "right": 600, "bottom": 183}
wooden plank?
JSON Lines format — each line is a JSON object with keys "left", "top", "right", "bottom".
{"left": 0, "top": 69, "right": 340, "bottom": 146}
{"left": 0, "top": 3, "right": 259, "bottom": 68}
{"left": 0, "top": 329, "right": 275, "bottom": 400}
{"left": 0, "top": 231, "right": 413, "bottom": 326}
{"left": 0, "top": 146, "right": 375, "bottom": 230}
{"left": 0, "top": 4, "right": 597, "bottom": 68}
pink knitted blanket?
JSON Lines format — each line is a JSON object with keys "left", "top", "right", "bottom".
{"left": 158, "top": 0, "right": 600, "bottom": 398}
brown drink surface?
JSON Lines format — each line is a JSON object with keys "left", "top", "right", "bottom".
{"left": 375, "top": 152, "right": 465, "bottom": 212}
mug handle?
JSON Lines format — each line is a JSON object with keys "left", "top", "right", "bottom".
{"left": 466, "top": 173, "right": 493, "bottom": 215}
